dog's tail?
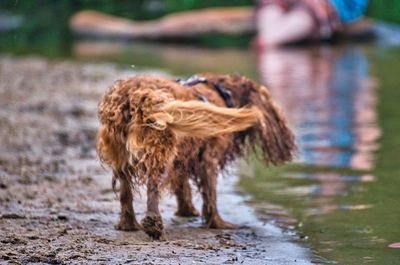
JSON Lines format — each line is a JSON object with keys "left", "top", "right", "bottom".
{"left": 127, "top": 89, "right": 260, "bottom": 151}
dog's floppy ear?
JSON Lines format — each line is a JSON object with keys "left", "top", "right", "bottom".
{"left": 248, "top": 80, "right": 296, "bottom": 165}
{"left": 125, "top": 88, "right": 173, "bottom": 152}
{"left": 200, "top": 73, "right": 296, "bottom": 166}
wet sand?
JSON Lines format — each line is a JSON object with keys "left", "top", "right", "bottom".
{"left": 0, "top": 56, "right": 311, "bottom": 264}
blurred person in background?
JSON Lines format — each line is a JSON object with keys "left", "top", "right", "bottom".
{"left": 70, "top": 0, "right": 371, "bottom": 46}
{"left": 256, "top": 0, "right": 369, "bottom": 47}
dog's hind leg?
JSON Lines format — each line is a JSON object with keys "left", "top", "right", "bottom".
{"left": 198, "top": 161, "right": 237, "bottom": 229}
{"left": 141, "top": 167, "right": 167, "bottom": 240}
{"left": 172, "top": 170, "right": 199, "bottom": 217}
{"left": 114, "top": 170, "right": 142, "bottom": 231}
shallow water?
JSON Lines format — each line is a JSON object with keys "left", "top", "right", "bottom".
{"left": 242, "top": 45, "right": 400, "bottom": 264}
{"left": 2, "top": 36, "right": 400, "bottom": 264}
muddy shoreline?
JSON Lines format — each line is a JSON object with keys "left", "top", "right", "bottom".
{"left": 0, "top": 56, "right": 310, "bottom": 264}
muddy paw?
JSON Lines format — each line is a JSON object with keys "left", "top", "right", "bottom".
{"left": 206, "top": 215, "right": 238, "bottom": 229}
{"left": 175, "top": 206, "right": 200, "bottom": 217}
{"left": 141, "top": 214, "right": 166, "bottom": 240}
{"left": 115, "top": 219, "right": 142, "bottom": 231}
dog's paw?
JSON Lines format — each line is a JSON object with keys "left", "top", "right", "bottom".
{"left": 175, "top": 206, "right": 200, "bottom": 217}
{"left": 115, "top": 219, "right": 142, "bottom": 231}
{"left": 141, "top": 213, "right": 166, "bottom": 240}
{"left": 206, "top": 216, "right": 238, "bottom": 229}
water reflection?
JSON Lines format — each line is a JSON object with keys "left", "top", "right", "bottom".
{"left": 280, "top": 172, "right": 375, "bottom": 199}
{"left": 258, "top": 46, "right": 380, "bottom": 171}
{"left": 254, "top": 45, "right": 387, "bottom": 263}
{"left": 73, "top": 40, "right": 257, "bottom": 77}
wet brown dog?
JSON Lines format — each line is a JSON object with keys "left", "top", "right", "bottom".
{"left": 96, "top": 74, "right": 295, "bottom": 240}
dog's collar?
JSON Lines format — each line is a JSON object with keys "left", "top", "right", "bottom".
{"left": 212, "top": 82, "right": 234, "bottom": 108}
{"left": 176, "top": 75, "right": 234, "bottom": 108}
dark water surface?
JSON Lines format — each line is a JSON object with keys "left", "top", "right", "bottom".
{"left": 2, "top": 39, "right": 400, "bottom": 264}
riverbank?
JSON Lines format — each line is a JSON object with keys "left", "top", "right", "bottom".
{"left": 0, "top": 56, "right": 311, "bottom": 264}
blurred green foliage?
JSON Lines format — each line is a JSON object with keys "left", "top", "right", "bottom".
{"left": 367, "top": 0, "right": 400, "bottom": 24}
{"left": 0, "top": 0, "right": 161, "bottom": 56}
{"left": 164, "top": 0, "right": 253, "bottom": 12}
{"left": 0, "top": 0, "right": 253, "bottom": 20}
{"left": 0, "top": 0, "right": 253, "bottom": 56}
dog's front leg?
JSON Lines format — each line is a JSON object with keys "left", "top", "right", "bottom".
{"left": 173, "top": 171, "right": 199, "bottom": 217}
{"left": 199, "top": 164, "right": 237, "bottom": 229}
{"left": 141, "top": 169, "right": 166, "bottom": 240}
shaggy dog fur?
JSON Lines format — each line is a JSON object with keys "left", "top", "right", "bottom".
{"left": 96, "top": 74, "right": 295, "bottom": 240}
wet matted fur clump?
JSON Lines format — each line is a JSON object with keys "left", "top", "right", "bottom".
{"left": 96, "top": 74, "right": 295, "bottom": 239}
